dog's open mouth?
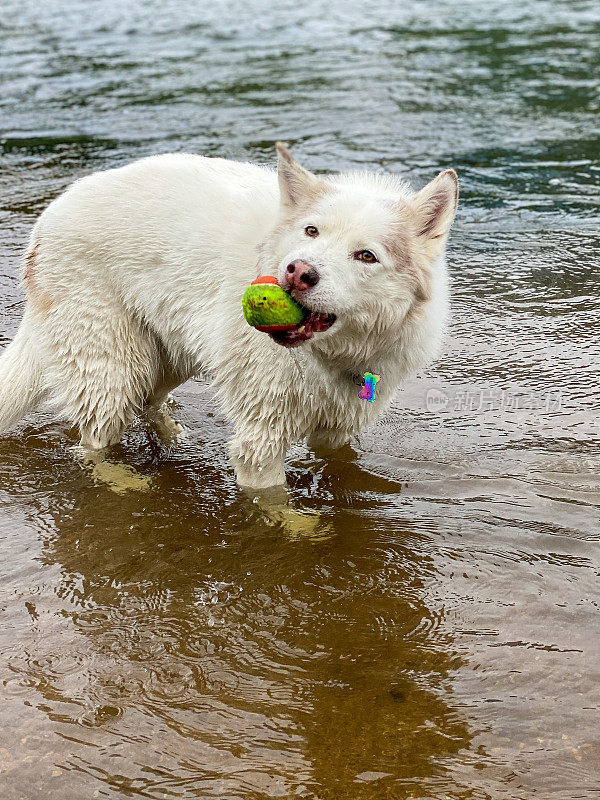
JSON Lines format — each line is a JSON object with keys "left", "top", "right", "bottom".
{"left": 268, "top": 309, "right": 337, "bottom": 347}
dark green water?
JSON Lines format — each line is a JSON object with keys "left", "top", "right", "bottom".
{"left": 1, "top": 1, "right": 599, "bottom": 798}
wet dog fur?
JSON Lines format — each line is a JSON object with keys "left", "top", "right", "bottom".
{"left": 0, "top": 143, "right": 457, "bottom": 489}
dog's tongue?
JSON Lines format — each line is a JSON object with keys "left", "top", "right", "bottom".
{"left": 269, "top": 311, "right": 336, "bottom": 347}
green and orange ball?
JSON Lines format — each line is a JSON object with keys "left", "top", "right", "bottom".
{"left": 241, "top": 276, "right": 307, "bottom": 332}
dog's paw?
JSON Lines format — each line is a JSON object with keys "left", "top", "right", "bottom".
{"left": 164, "top": 419, "right": 186, "bottom": 439}
{"left": 147, "top": 403, "right": 186, "bottom": 445}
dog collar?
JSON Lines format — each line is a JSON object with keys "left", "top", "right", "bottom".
{"left": 348, "top": 371, "right": 365, "bottom": 386}
{"left": 348, "top": 370, "right": 380, "bottom": 384}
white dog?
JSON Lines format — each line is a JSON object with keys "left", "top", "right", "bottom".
{"left": 0, "top": 144, "right": 457, "bottom": 489}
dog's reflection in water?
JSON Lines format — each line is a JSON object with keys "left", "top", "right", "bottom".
{"left": 74, "top": 446, "right": 153, "bottom": 495}
{"left": 75, "top": 436, "right": 334, "bottom": 541}
{"left": 243, "top": 483, "right": 333, "bottom": 541}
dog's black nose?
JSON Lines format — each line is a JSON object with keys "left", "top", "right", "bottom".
{"left": 286, "top": 260, "right": 320, "bottom": 291}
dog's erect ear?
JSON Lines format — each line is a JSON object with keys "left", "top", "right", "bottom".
{"left": 276, "top": 142, "right": 320, "bottom": 208}
{"left": 412, "top": 169, "right": 459, "bottom": 241}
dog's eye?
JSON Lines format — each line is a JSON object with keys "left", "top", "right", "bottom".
{"left": 304, "top": 225, "right": 319, "bottom": 238}
{"left": 355, "top": 250, "right": 378, "bottom": 263}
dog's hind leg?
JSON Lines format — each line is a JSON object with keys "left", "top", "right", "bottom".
{"left": 0, "top": 309, "right": 47, "bottom": 433}
{"left": 44, "top": 306, "right": 161, "bottom": 494}
{"left": 145, "top": 398, "right": 185, "bottom": 444}
{"left": 39, "top": 301, "right": 159, "bottom": 451}
{"left": 143, "top": 363, "right": 189, "bottom": 445}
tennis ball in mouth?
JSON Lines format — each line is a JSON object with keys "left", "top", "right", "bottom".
{"left": 242, "top": 276, "right": 307, "bottom": 332}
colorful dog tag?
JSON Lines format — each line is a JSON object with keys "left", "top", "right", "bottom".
{"left": 359, "top": 372, "right": 380, "bottom": 402}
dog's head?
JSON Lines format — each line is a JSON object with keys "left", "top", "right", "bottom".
{"left": 258, "top": 143, "right": 458, "bottom": 349}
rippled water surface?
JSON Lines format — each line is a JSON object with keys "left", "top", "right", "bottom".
{"left": 1, "top": 1, "right": 599, "bottom": 798}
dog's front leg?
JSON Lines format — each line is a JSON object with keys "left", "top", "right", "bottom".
{"left": 230, "top": 451, "right": 287, "bottom": 490}
{"left": 229, "top": 433, "right": 287, "bottom": 490}
{"left": 230, "top": 429, "right": 332, "bottom": 539}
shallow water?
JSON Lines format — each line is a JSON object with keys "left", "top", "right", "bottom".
{"left": 1, "top": 1, "right": 599, "bottom": 798}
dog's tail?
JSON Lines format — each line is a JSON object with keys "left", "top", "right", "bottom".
{"left": 0, "top": 314, "right": 45, "bottom": 433}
